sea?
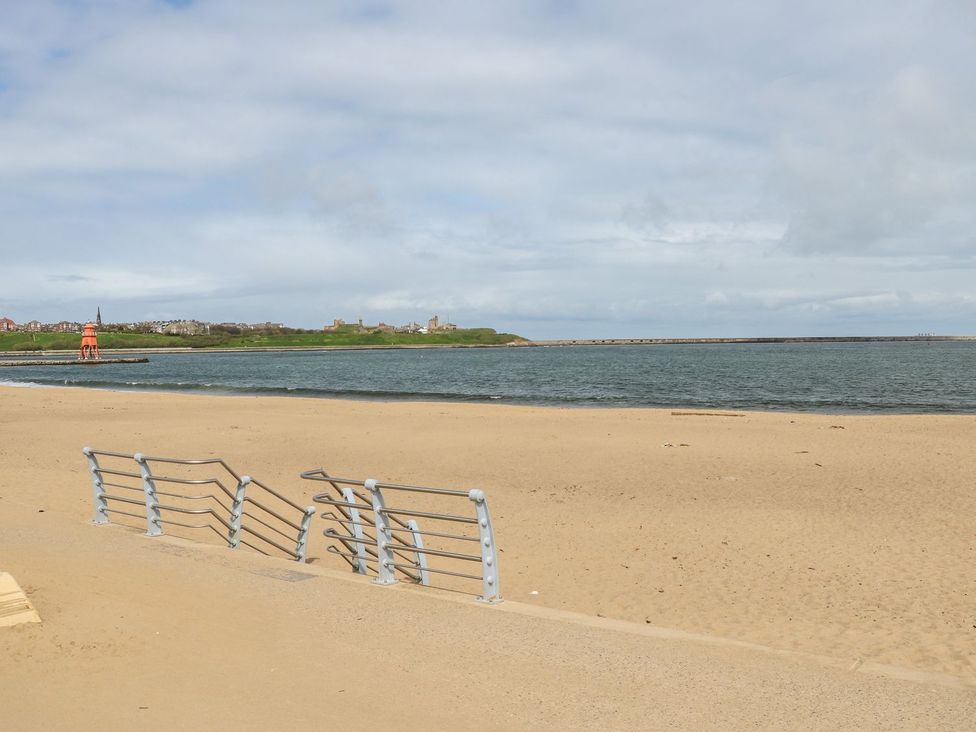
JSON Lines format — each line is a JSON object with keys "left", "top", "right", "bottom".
{"left": 2, "top": 341, "right": 975, "bottom": 413}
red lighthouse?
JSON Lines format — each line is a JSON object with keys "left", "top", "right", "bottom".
{"left": 79, "top": 322, "right": 100, "bottom": 360}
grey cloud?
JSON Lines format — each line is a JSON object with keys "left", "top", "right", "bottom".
{"left": 47, "top": 274, "right": 94, "bottom": 283}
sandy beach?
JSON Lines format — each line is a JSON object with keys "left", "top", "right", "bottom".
{"left": 2, "top": 384, "right": 975, "bottom": 728}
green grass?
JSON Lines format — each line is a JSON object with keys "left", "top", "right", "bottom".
{"left": 0, "top": 328, "right": 526, "bottom": 352}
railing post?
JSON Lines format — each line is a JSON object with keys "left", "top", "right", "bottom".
{"left": 367, "top": 479, "right": 397, "bottom": 586}
{"left": 469, "top": 489, "right": 501, "bottom": 603}
{"left": 295, "top": 506, "right": 315, "bottom": 563}
{"left": 342, "top": 487, "right": 369, "bottom": 574}
{"left": 134, "top": 453, "right": 163, "bottom": 537}
{"left": 82, "top": 447, "right": 109, "bottom": 525}
{"left": 406, "top": 519, "right": 430, "bottom": 586}
{"left": 228, "top": 476, "right": 250, "bottom": 548}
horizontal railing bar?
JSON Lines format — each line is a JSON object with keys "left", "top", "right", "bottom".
{"left": 379, "top": 545, "right": 481, "bottom": 562}
{"left": 158, "top": 518, "right": 211, "bottom": 530}
{"left": 156, "top": 519, "right": 229, "bottom": 543}
{"left": 103, "top": 508, "right": 146, "bottom": 520}
{"left": 323, "top": 532, "right": 413, "bottom": 566}
{"left": 324, "top": 529, "right": 381, "bottom": 558}
{"left": 313, "top": 497, "right": 373, "bottom": 513}
{"left": 319, "top": 512, "right": 359, "bottom": 525}
{"left": 301, "top": 468, "right": 341, "bottom": 481}
{"left": 249, "top": 477, "right": 306, "bottom": 513}
{"left": 322, "top": 517, "right": 382, "bottom": 536}
{"left": 320, "top": 518, "right": 422, "bottom": 560}
{"left": 322, "top": 548, "right": 419, "bottom": 582}
{"left": 147, "top": 475, "right": 223, "bottom": 486}
{"left": 242, "top": 510, "right": 299, "bottom": 544}
{"left": 153, "top": 490, "right": 232, "bottom": 512}
{"left": 306, "top": 474, "right": 402, "bottom": 528}
{"left": 321, "top": 526, "right": 411, "bottom": 553}
{"left": 304, "top": 472, "right": 468, "bottom": 497}
{"left": 317, "top": 491, "right": 403, "bottom": 528}
{"left": 143, "top": 456, "right": 228, "bottom": 465}
{"left": 391, "top": 547, "right": 421, "bottom": 566}
{"left": 156, "top": 504, "right": 232, "bottom": 531}
{"left": 95, "top": 468, "right": 143, "bottom": 479}
{"left": 89, "top": 449, "right": 136, "bottom": 459}
{"left": 147, "top": 476, "right": 236, "bottom": 502}
{"left": 324, "top": 524, "right": 378, "bottom": 542}
{"left": 240, "top": 526, "right": 298, "bottom": 558}
{"left": 326, "top": 546, "right": 376, "bottom": 571}
{"left": 100, "top": 481, "right": 144, "bottom": 492}
{"left": 378, "top": 507, "right": 477, "bottom": 524}
{"left": 102, "top": 494, "right": 148, "bottom": 506}
{"left": 326, "top": 546, "right": 377, "bottom": 563}
{"left": 336, "top": 542, "right": 380, "bottom": 562}
{"left": 345, "top": 487, "right": 412, "bottom": 530}
{"left": 142, "top": 456, "right": 240, "bottom": 479}
{"left": 388, "top": 563, "right": 482, "bottom": 581}
{"left": 319, "top": 531, "right": 423, "bottom": 576}
{"left": 325, "top": 533, "right": 379, "bottom": 548}
{"left": 245, "top": 496, "right": 302, "bottom": 532}
{"left": 373, "top": 481, "right": 469, "bottom": 497}
{"left": 384, "top": 525, "right": 479, "bottom": 542}
{"left": 315, "top": 495, "right": 475, "bottom": 525}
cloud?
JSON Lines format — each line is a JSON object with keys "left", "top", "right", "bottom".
{"left": 0, "top": 1, "right": 974, "bottom": 337}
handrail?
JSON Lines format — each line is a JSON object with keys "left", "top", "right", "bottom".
{"left": 82, "top": 447, "right": 315, "bottom": 563}
{"left": 84, "top": 448, "right": 504, "bottom": 602}
{"left": 309, "top": 473, "right": 428, "bottom": 580}
{"left": 304, "top": 468, "right": 501, "bottom": 603}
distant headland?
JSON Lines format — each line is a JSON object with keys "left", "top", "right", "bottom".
{"left": 0, "top": 312, "right": 526, "bottom": 352}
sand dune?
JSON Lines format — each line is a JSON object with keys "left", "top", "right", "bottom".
{"left": 2, "top": 385, "right": 975, "bottom": 727}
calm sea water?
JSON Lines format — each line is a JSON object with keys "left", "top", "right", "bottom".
{"left": 2, "top": 342, "right": 975, "bottom": 413}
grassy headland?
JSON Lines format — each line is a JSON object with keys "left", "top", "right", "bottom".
{"left": 0, "top": 327, "right": 526, "bottom": 352}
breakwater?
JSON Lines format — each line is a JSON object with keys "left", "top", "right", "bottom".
{"left": 0, "top": 358, "right": 150, "bottom": 368}
{"left": 525, "top": 335, "right": 976, "bottom": 347}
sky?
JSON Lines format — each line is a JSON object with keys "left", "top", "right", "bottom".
{"left": 0, "top": 1, "right": 974, "bottom": 339}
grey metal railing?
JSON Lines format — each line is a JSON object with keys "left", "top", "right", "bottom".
{"left": 82, "top": 448, "right": 315, "bottom": 562}
{"left": 302, "top": 467, "right": 501, "bottom": 603}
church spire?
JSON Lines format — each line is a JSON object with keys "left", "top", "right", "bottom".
{"left": 96, "top": 307, "right": 102, "bottom": 327}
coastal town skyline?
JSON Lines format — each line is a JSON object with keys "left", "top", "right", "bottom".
{"left": 0, "top": 311, "right": 460, "bottom": 336}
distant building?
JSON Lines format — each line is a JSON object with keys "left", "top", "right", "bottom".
{"left": 161, "top": 320, "right": 210, "bottom": 336}
{"left": 0, "top": 317, "right": 18, "bottom": 332}
{"left": 426, "top": 315, "right": 458, "bottom": 332}
{"left": 53, "top": 321, "right": 81, "bottom": 333}
{"left": 323, "top": 319, "right": 346, "bottom": 332}
{"left": 395, "top": 321, "right": 422, "bottom": 333}
{"left": 24, "top": 320, "right": 42, "bottom": 332}
{"left": 322, "top": 315, "right": 463, "bottom": 335}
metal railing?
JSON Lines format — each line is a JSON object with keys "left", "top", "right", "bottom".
{"left": 82, "top": 447, "right": 315, "bottom": 562}
{"left": 302, "top": 467, "right": 501, "bottom": 603}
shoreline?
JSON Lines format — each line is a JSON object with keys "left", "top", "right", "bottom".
{"left": 5, "top": 381, "right": 976, "bottom": 416}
